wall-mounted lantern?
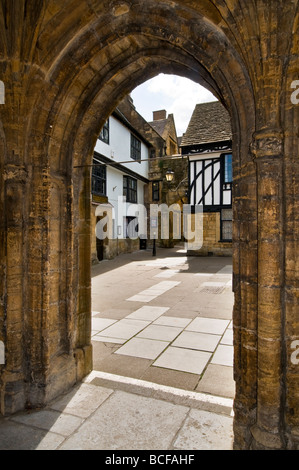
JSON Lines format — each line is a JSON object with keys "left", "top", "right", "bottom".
{"left": 165, "top": 169, "right": 174, "bottom": 183}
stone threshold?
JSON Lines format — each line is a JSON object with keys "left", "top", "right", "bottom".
{"left": 84, "top": 370, "right": 234, "bottom": 417}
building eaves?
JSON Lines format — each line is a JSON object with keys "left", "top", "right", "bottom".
{"left": 93, "top": 151, "right": 149, "bottom": 184}
{"left": 112, "top": 108, "right": 153, "bottom": 148}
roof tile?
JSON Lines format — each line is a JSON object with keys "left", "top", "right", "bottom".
{"left": 180, "top": 101, "right": 232, "bottom": 147}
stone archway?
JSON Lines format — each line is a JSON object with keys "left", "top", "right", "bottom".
{"left": 0, "top": 1, "right": 298, "bottom": 450}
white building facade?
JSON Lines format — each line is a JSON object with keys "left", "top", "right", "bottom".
{"left": 91, "top": 108, "right": 150, "bottom": 262}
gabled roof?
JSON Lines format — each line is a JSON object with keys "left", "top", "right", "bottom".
{"left": 148, "top": 119, "right": 168, "bottom": 137}
{"left": 180, "top": 101, "right": 232, "bottom": 147}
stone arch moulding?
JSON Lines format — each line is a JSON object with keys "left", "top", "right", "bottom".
{"left": 0, "top": 3, "right": 259, "bottom": 450}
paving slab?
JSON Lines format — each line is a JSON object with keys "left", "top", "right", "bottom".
{"left": 97, "top": 318, "right": 150, "bottom": 340}
{"left": 172, "top": 331, "right": 221, "bottom": 352}
{"left": 211, "top": 344, "right": 234, "bottom": 367}
{"left": 11, "top": 410, "right": 83, "bottom": 437}
{"left": 49, "top": 383, "right": 113, "bottom": 418}
{"left": 59, "top": 390, "right": 190, "bottom": 450}
{"left": 186, "top": 317, "right": 230, "bottom": 335}
{"left": 196, "top": 364, "right": 235, "bottom": 398}
{"left": 173, "top": 409, "right": 233, "bottom": 450}
{"left": 115, "top": 337, "right": 170, "bottom": 360}
{"left": 0, "top": 420, "right": 65, "bottom": 450}
{"left": 125, "top": 305, "right": 169, "bottom": 321}
{"left": 137, "top": 324, "right": 183, "bottom": 342}
{"left": 92, "top": 318, "right": 117, "bottom": 332}
{"left": 153, "top": 346, "right": 211, "bottom": 375}
{"left": 221, "top": 328, "right": 234, "bottom": 345}
{"left": 153, "top": 316, "right": 192, "bottom": 328}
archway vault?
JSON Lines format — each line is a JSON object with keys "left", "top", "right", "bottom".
{"left": 0, "top": 0, "right": 298, "bottom": 451}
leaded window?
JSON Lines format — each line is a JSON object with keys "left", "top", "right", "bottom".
{"left": 123, "top": 176, "right": 137, "bottom": 203}
{"left": 131, "top": 134, "right": 141, "bottom": 162}
{"left": 99, "top": 119, "right": 109, "bottom": 144}
{"left": 92, "top": 160, "right": 106, "bottom": 196}
{"left": 152, "top": 181, "right": 160, "bottom": 201}
{"left": 224, "top": 153, "right": 233, "bottom": 183}
{"left": 221, "top": 208, "right": 233, "bottom": 241}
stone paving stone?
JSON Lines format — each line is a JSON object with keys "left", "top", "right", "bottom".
{"left": 125, "top": 305, "right": 169, "bottom": 321}
{"left": 195, "top": 307, "right": 232, "bottom": 320}
{"left": 221, "top": 328, "right": 233, "bottom": 345}
{"left": 153, "top": 346, "right": 211, "bottom": 375}
{"left": 172, "top": 331, "right": 221, "bottom": 352}
{"left": 49, "top": 383, "right": 113, "bottom": 418}
{"left": 186, "top": 317, "right": 230, "bottom": 335}
{"left": 154, "top": 269, "right": 179, "bottom": 278}
{"left": 0, "top": 420, "right": 65, "bottom": 450}
{"left": 211, "top": 344, "right": 234, "bottom": 367}
{"left": 11, "top": 410, "right": 83, "bottom": 437}
{"left": 141, "top": 366, "right": 200, "bottom": 391}
{"left": 194, "top": 273, "right": 213, "bottom": 277}
{"left": 173, "top": 408, "right": 233, "bottom": 450}
{"left": 59, "top": 390, "right": 189, "bottom": 450}
{"left": 92, "top": 335, "right": 126, "bottom": 344}
{"left": 97, "top": 318, "right": 150, "bottom": 340}
{"left": 153, "top": 316, "right": 192, "bottom": 328}
{"left": 137, "top": 324, "right": 183, "bottom": 342}
{"left": 217, "top": 265, "right": 233, "bottom": 275}
{"left": 115, "top": 337, "right": 169, "bottom": 360}
{"left": 196, "top": 364, "right": 235, "bottom": 398}
{"left": 126, "top": 294, "right": 157, "bottom": 302}
{"left": 91, "top": 317, "right": 117, "bottom": 332}
{"left": 201, "top": 281, "right": 226, "bottom": 287}
{"left": 93, "top": 354, "right": 152, "bottom": 379}
{"left": 127, "top": 281, "right": 180, "bottom": 302}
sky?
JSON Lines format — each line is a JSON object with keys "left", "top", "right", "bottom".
{"left": 131, "top": 73, "right": 216, "bottom": 137}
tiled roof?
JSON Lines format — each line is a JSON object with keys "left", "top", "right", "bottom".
{"left": 180, "top": 101, "right": 232, "bottom": 147}
{"left": 148, "top": 119, "right": 168, "bottom": 137}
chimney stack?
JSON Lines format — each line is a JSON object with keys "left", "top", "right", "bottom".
{"left": 153, "top": 110, "right": 167, "bottom": 120}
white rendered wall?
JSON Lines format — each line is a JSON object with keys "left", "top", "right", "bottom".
{"left": 94, "top": 115, "right": 149, "bottom": 179}
{"left": 94, "top": 115, "right": 148, "bottom": 240}
{"left": 104, "top": 166, "right": 146, "bottom": 239}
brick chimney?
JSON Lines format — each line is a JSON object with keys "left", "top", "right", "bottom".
{"left": 153, "top": 110, "right": 167, "bottom": 120}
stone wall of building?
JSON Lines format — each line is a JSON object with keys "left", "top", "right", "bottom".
{"left": 187, "top": 212, "right": 232, "bottom": 257}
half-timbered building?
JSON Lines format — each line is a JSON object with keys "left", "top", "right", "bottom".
{"left": 181, "top": 101, "right": 233, "bottom": 255}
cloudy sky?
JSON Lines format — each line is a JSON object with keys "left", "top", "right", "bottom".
{"left": 131, "top": 73, "right": 216, "bottom": 137}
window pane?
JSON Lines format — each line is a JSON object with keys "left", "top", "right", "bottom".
{"left": 125, "top": 217, "right": 138, "bottom": 239}
{"left": 123, "top": 176, "right": 137, "bottom": 203}
{"left": 222, "top": 209, "right": 233, "bottom": 221}
{"left": 224, "top": 154, "right": 232, "bottom": 183}
{"left": 221, "top": 208, "right": 233, "bottom": 240}
{"left": 99, "top": 119, "right": 109, "bottom": 144}
{"left": 222, "top": 221, "right": 233, "bottom": 240}
{"left": 131, "top": 134, "right": 141, "bottom": 161}
{"left": 152, "top": 182, "right": 159, "bottom": 201}
{"left": 92, "top": 161, "right": 106, "bottom": 195}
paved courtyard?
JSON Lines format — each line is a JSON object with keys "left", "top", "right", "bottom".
{"left": 92, "top": 246, "right": 235, "bottom": 399}
{"left": 0, "top": 246, "right": 235, "bottom": 450}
